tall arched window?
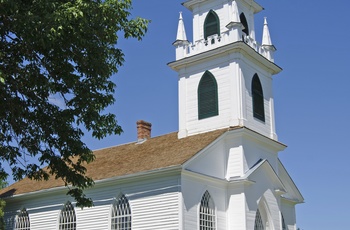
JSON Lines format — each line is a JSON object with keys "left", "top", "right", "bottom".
{"left": 254, "top": 208, "right": 264, "bottom": 230}
{"left": 252, "top": 74, "right": 265, "bottom": 122}
{"left": 59, "top": 201, "right": 76, "bottom": 230}
{"left": 111, "top": 194, "right": 132, "bottom": 230}
{"left": 198, "top": 71, "right": 218, "bottom": 120}
{"left": 204, "top": 10, "right": 220, "bottom": 40}
{"left": 240, "top": 13, "right": 249, "bottom": 36}
{"left": 199, "top": 191, "right": 216, "bottom": 230}
{"left": 14, "top": 208, "right": 30, "bottom": 230}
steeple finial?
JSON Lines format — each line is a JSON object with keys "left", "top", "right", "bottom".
{"left": 262, "top": 17, "right": 273, "bottom": 46}
{"left": 176, "top": 12, "right": 187, "bottom": 41}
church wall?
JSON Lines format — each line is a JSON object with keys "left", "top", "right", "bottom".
{"left": 185, "top": 136, "right": 227, "bottom": 179}
{"left": 190, "top": 0, "right": 258, "bottom": 42}
{"left": 227, "top": 186, "right": 247, "bottom": 230}
{"left": 178, "top": 55, "right": 241, "bottom": 137}
{"left": 191, "top": 0, "right": 229, "bottom": 42}
{"left": 245, "top": 169, "right": 283, "bottom": 230}
{"left": 281, "top": 200, "right": 297, "bottom": 230}
{"left": 181, "top": 172, "right": 227, "bottom": 230}
{"left": 242, "top": 137, "right": 278, "bottom": 172}
{"left": 4, "top": 174, "right": 181, "bottom": 230}
{"left": 239, "top": 58, "right": 276, "bottom": 139}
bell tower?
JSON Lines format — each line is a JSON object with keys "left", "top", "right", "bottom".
{"left": 169, "top": 0, "right": 281, "bottom": 139}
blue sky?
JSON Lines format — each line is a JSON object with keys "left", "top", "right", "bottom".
{"left": 5, "top": 1, "right": 350, "bottom": 229}
{"left": 90, "top": 1, "right": 349, "bottom": 229}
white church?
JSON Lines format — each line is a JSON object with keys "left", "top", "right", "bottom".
{"left": 1, "top": 0, "right": 303, "bottom": 229}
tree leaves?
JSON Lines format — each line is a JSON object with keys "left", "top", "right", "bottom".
{"left": 0, "top": 0, "right": 148, "bottom": 207}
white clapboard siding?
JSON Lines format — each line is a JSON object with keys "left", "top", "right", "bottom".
{"left": 4, "top": 174, "right": 181, "bottom": 230}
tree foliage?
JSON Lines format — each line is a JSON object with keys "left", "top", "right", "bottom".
{"left": 0, "top": 180, "right": 7, "bottom": 230}
{"left": 0, "top": 0, "right": 148, "bottom": 207}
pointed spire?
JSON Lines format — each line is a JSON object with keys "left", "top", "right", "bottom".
{"left": 261, "top": 17, "right": 276, "bottom": 62}
{"left": 231, "top": 0, "right": 240, "bottom": 23}
{"left": 262, "top": 17, "right": 273, "bottom": 46}
{"left": 176, "top": 12, "right": 187, "bottom": 41}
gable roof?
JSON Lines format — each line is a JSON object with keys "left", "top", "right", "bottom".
{"left": 0, "top": 128, "right": 229, "bottom": 197}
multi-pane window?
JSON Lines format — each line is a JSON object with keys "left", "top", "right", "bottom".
{"left": 204, "top": 10, "right": 220, "bottom": 40}
{"left": 59, "top": 201, "right": 76, "bottom": 230}
{"left": 252, "top": 74, "right": 265, "bottom": 122}
{"left": 198, "top": 71, "right": 218, "bottom": 120}
{"left": 111, "top": 194, "right": 132, "bottom": 230}
{"left": 254, "top": 208, "right": 264, "bottom": 230}
{"left": 199, "top": 191, "right": 216, "bottom": 230}
{"left": 14, "top": 208, "right": 30, "bottom": 230}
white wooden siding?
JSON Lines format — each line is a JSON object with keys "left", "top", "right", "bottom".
{"left": 4, "top": 175, "right": 181, "bottom": 230}
{"left": 182, "top": 173, "right": 227, "bottom": 230}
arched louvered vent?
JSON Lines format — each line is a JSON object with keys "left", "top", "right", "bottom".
{"left": 204, "top": 10, "right": 220, "bottom": 40}
{"left": 240, "top": 13, "right": 249, "bottom": 36}
{"left": 252, "top": 74, "right": 265, "bottom": 122}
{"left": 198, "top": 71, "right": 218, "bottom": 120}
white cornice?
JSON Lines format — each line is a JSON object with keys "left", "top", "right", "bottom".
{"left": 168, "top": 41, "right": 282, "bottom": 75}
{"left": 226, "top": 127, "right": 287, "bottom": 152}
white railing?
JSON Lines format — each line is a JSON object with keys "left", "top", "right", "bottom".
{"left": 176, "top": 31, "right": 274, "bottom": 62}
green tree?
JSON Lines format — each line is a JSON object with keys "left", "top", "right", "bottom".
{"left": 0, "top": 0, "right": 148, "bottom": 207}
{"left": 0, "top": 180, "right": 7, "bottom": 230}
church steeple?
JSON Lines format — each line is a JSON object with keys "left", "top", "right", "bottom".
{"left": 169, "top": 0, "right": 281, "bottom": 139}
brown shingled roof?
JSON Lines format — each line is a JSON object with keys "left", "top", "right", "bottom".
{"left": 0, "top": 128, "right": 228, "bottom": 197}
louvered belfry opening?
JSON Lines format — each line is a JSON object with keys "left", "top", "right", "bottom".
{"left": 198, "top": 71, "right": 218, "bottom": 120}
{"left": 204, "top": 10, "right": 220, "bottom": 41}
{"left": 252, "top": 74, "right": 265, "bottom": 122}
{"left": 240, "top": 13, "right": 249, "bottom": 36}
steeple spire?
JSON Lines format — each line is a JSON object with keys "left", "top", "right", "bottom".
{"left": 176, "top": 12, "right": 187, "bottom": 42}
{"left": 261, "top": 17, "right": 276, "bottom": 62}
{"left": 262, "top": 17, "right": 272, "bottom": 46}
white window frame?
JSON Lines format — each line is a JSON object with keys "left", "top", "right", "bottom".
{"left": 199, "top": 190, "right": 216, "bottom": 230}
{"left": 58, "top": 201, "right": 76, "bottom": 230}
{"left": 110, "top": 194, "right": 132, "bottom": 230}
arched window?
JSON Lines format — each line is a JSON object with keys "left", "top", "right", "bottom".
{"left": 204, "top": 10, "right": 220, "bottom": 40}
{"left": 240, "top": 13, "right": 249, "bottom": 36}
{"left": 254, "top": 208, "right": 264, "bottom": 230}
{"left": 14, "top": 208, "right": 30, "bottom": 230}
{"left": 111, "top": 194, "right": 132, "bottom": 230}
{"left": 59, "top": 201, "right": 76, "bottom": 230}
{"left": 198, "top": 71, "right": 218, "bottom": 120}
{"left": 252, "top": 74, "right": 265, "bottom": 122}
{"left": 199, "top": 191, "right": 216, "bottom": 230}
